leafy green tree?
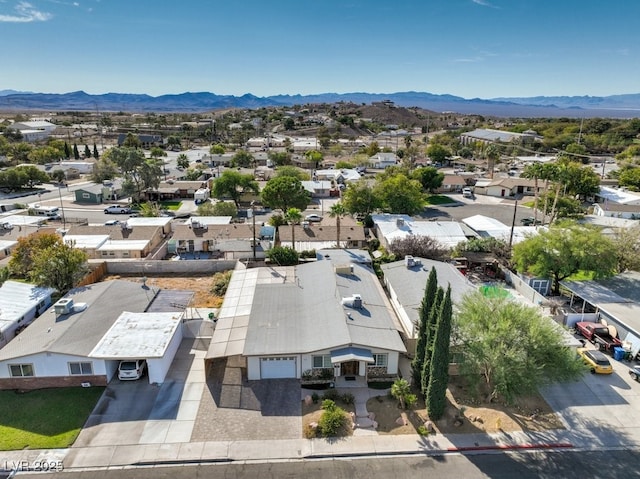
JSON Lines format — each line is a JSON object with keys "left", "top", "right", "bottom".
{"left": 108, "top": 147, "right": 162, "bottom": 201}
{"left": 390, "top": 378, "right": 417, "bottom": 410}
{"left": 138, "top": 201, "right": 162, "bottom": 217}
{"left": 64, "top": 142, "right": 71, "bottom": 159}
{"left": 91, "top": 157, "right": 119, "bottom": 183}
{"left": 269, "top": 151, "right": 292, "bottom": 166}
{"left": 122, "top": 133, "right": 141, "bottom": 148}
{"left": 328, "top": 202, "right": 347, "bottom": 247}
{"left": 412, "top": 166, "right": 444, "bottom": 193}
{"left": 426, "top": 286, "right": 452, "bottom": 420}
{"left": 456, "top": 292, "right": 586, "bottom": 403}
{"left": 426, "top": 143, "right": 450, "bottom": 164}
{"left": 231, "top": 150, "right": 255, "bottom": 168}
{"left": 318, "top": 399, "right": 347, "bottom": 437}
{"left": 15, "top": 165, "right": 49, "bottom": 187}
{"left": 28, "top": 145, "right": 63, "bottom": 164}
{"left": 51, "top": 169, "right": 66, "bottom": 183}
{"left": 389, "top": 234, "right": 450, "bottom": 261}
{"left": 210, "top": 144, "right": 225, "bottom": 155}
{"left": 305, "top": 149, "right": 323, "bottom": 168}
{"left": 512, "top": 221, "right": 617, "bottom": 294}
{"left": 176, "top": 154, "right": 190, "bottom": 170}
{"left": 412, "top": 267, "right": 438, "bottom": 384}
{"left": 285, "top": 207, "right": 303, "bottom": 254}
{"left": 212, "top": 170, "right": 259, "bottom": 207}
{"left": 421, "top": 287, "right": 444, "bottom": 397}
{"left": 9, "top": 233, "right": 61, "bottom": 278}
{"left": 275, "top": 165, "right": 308, "bottom": 180}
{"left": 260, "top": 176, "right": 310, "bottom": 212}
{"left": 618, "top": 167, "right": 640, "bottom": 191}
{"left": 266, "top": 245, "right": 299, "bottom": 265}
{"left": 453, "top": 237, "right": 510, "bottom": 261}
{"left": 31, "top": 240, "right": 88, "bottom": 294}
{"left": 374, "top": 174, "right": 424, "bottom": 215}
{"left": 198, "top": 201, "right": 237, "bottom": 217}
{"left": 610, "top": 225, "right": 640, "bottom": 273}
{"left": 149, "top": 146, "right": 166, "bottom": 161}
{"left": 341, "top": 180, "right": 381, "bottom": 216}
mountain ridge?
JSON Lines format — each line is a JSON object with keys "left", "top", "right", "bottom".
{"left": 1, "top": 89, "right": 639, "bottom": 118}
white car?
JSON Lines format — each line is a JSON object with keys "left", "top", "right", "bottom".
{"left": 118, "top": 359, "right": 147, "bottom": 380}
{"left": 305, "top": 214, "right": 323, "bottom": 222}
{"left": 462, "top": 187, "right": 473, "bottom": 198}
{"left": 104, "top": 205, "right": 132, "bottom": 214}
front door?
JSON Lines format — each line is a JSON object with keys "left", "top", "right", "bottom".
{"left": 341, "top": 361, "right": 358, "bottom": 376}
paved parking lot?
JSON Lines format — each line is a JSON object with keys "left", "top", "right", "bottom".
{"left": 191, "top": 356, "right": 301, "bottom": 441}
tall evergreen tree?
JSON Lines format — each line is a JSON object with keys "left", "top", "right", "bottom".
{"left": 73, "top": 143, "right": 80, "bottom": 160}
{"left": 93, "top": 143, "right": 99, "bottom": 159}
{"left": 421, "top": 286, "right": 444, "bottom": 396}
{"left": 412, "top": 267, "right": 438, "bottom": 384}
{"left": 84, "top": 145, "right": 91, "bottom": 158}
{"left": 426, "top": 285, "right": 453, "bottom": 420}
{"left": 64, "top": 142, "right": 71, "bottom": 159}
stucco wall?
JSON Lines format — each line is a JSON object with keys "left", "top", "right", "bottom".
{"left": 105, "top": 259, "right": 237, "bottom": 275}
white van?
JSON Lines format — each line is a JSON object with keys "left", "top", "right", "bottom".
{"left": 32, "top": 205, "right": 60, "bottom": 218}
{"left": 118, "top": 359, "right": 147, "bottom": 380}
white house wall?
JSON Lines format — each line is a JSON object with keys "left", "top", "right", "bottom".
{"left": 0, "top": 352, "right": 108, "bottom": 379}
{"left": 383, "top": 280, "right": 415, "bottom": 338}
{"left": 147, "top": 322, "right": 184, "bottom": 384}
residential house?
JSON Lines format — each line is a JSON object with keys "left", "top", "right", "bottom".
{"left": 0, "top": 280, "right": 191, "bottom": 389}
{"left": 279, "top": 218, "right": 366, "bottom": 250}
{"left": 0, "top": 281, "right": 55, "bottom": 350}
{"left": 459, "top": 128, "right": 541, "bottom": 146}
{"left": 381, "top": 258, "right": 475, "bottom": 349}
{"left": 301, "top": 180, "right": 332, "bottom": 198}
{"left": 596, "top": 186, "right": 640, "bottom": 207}
{"left": 437, "top": 174, "right": 468, "bottom": 193}
{"left": 371, "top": 214, "right": 470, "bottom": 250}
{"left": 74, "top": 180, "right": 123, "bottom": 204}
{"left": 592, "top": 202, "right": 640, "bottom": 220}
{"left": 64, "top": 224, "right": 164, "bottom": 259}
{"left": 7, "top": 120, "right": 56, "bottom": 142}
{"left": 206, "top": 250, "right": 406, "bottom": 381}
{"left": 117, "top": 134, "right": 164, "bottom": 148}
{"left": 462, "top": 214, "right": 538, "bottom": 245}
{"left": 144, "top": 180, "right": 212, "bottom": 202}
{"left": 481, "top": 177, "right": 541, "bottom": 198}
{"left": 369, "top": 152, "right": 398, "bottom": 169}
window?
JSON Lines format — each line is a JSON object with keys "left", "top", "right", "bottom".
{"left": 69, "top": 362, "right": 93, "bottom": 375}
{"left": 372, "top": 354, "right": 388, "bottom": 367}
{"left": 312, "top": 355, "right": 332, "bottom": 368}
{"left": 82, "top": 193, "right": 90, "bottom": 199}
{"left": 9, "top": 364, "right": 34, "bottom": 377}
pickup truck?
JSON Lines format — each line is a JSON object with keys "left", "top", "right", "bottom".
{"left": 575, "top": 321, "right": 622, "bottom": 353}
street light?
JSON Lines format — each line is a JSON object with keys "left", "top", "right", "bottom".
{"left": 251, "top": 201, "right": 257, "bottom": 263}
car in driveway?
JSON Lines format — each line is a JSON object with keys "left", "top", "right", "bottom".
{"left": 104, "top": 205, "right": 132, "bottom": 214}
{"left": 577, "top": 347, "right": 613, "bottom": 374}
{"left": 629, "top": 365, "right": 640, "bottom": 382}
{"left": 305, "top": 214, "right": 323, "bottom": 222}
{"left": 118, "top": 359, "right": 147, "bottom": 380}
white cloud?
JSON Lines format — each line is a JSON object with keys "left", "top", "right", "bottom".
{"left": 472, "top": 0, "right": 499, "bottom": 8}
{"left": 0, "top": 1, "right": 53, "bottom": 22}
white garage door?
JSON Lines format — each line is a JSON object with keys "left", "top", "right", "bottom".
{"left": 260, "top": 357, "right": 296, "bottom": 379}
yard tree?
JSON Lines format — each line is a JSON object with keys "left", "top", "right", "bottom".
{"left": 618, "top": 167, "right": 640, "bottom": 191}
{"left": 285, "top": 207, "right": 303, "bottom": 254}
{"left": 31, "top": 240, "right": 88, "bottom": 294}
{"left": 455, "top": 291, "right": 586, "bottom": 404}
{"left": 206, "top": 201, "right": 238, "bottom": 217}
{"left": 426, "top": 286, "right": 452, "bottom": 420}
{"left": 260, "top": 175, "right": 310, "bottom": 212}
{"left": 9, "top": 232, "right": 61, "bottom": 278}
{"left": 91, "top": 157, "right": 119, "bottom": 183}
{"left": 93, "top": 143, "right": 99, "bottom": 159}
{"left": 108, "top": 146, "right": 163, "bottom": 201}
{"left": 390, "top": 378, "right": 417, "bottom": 410}
{"left": 412, "top": 166, "right": 444, "bottom": 193}
{"left": 51, "top": 169, "right": 66, "bottom": 184}
{"left": 15, "top": 165, "right": 49, "bottom": 187}
{"left": 212, "top": 170, "right": 259, "bottom": 207}
{"left": 64, "top": 141, "right": 71, "bottom": 159}
{"left": 421, "top": 287, "right": 444, "bottom": 397}
{"left": 426, "top": 143, "right": 450, "bottom": 165}
{"left": 176, "top": 154, "right": 190, "bottom": 170}
{"left": 231, "top": 150, "right": 255, "bottom": 168}
{"left": 305, "top": 149, "right": 323, "bottom": 168}
{"left": 610, "top": 225, "right": 640, "bottom": 273}
{"left": 328, "top": 202, "right": 347, "bottom": 248}
{"left": 73, "top": 143, "right": 80, "bottom": 160}
{"left": 210, "top": 144, "right": 225, "bottom": 155}
{"left": 275, "top": 165, "right": 308, "bottom": 180}
{"left": 84, "top": 144, "right": 91, "bottom": 158}
{"left": 389, "top": 234, "right": 450, "bottom": 262}
{"left": 412, "top": 267, "right": 438, "bottom": 385}
{"left": 484, "top": 144, "right": 501, "bottom": 179}
{"left": 374, "top": 174, "right": 425, "bottom": 215}
{"left": 269, "top": 151, "right": 292, "bottom": 166}
{"left": 341, "top": 180, "right": 381, "bottom": 217}
{"left": 512, "top": 221, "right": 617, "bottom": 295}
{"left": 521, "top": 163, "right": 545, "bottom": 224}
{"left": 266, "top": 245, "right": 299, "bottom": 266}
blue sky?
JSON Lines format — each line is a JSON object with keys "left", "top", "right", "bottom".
{"left": 2, "top": 0, "right": 639, "bottom": 99}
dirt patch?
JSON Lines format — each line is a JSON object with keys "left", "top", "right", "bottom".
{"left": 103, "top": 274, "right": 223, "bottom": 308}
{"left": 367, "top": 377, "right": 563, "bottom": 436}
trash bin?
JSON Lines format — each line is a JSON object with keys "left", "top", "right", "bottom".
{"left": 613, "top": 346, "right": 626, "bottom": 361}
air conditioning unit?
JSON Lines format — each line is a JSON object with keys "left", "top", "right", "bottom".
{"left": 341, "top": 294, "right": 363, "bottom": 309}
{"left": 54, "top": 298, "right": 74, "bottom": 315}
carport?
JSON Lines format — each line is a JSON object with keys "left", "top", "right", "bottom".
{"left": 89, "top": 311, "right": 184, "bottom": 384}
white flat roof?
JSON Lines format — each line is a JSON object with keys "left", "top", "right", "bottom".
{"left": 0, "top": 281, "right": 54, "bottom": 330}
{"left": 183, "top": 216, "right": 232, "bottom": 225}
{"left": 0, "top": 239, "right": 17, "bottom": 250}
{"left": 89, "top": 311, "right": 183, "bottom": 359}
{"left": 125, "top": 217, "right": 172, "bottom": 227}
{"left": 64, "top": 234, "right": 109, "bottom": 249}
{"left": 598, "top": 186, "right": 640, "bottom": 205}
{"left": 97, "top": 239, "right": 149, "bottom": 251}
{"left": 1, "top": 215, "right": 44, "bottom": 226}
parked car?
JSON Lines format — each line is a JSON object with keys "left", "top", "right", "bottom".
{"left": 521, "top": 217, "right": 542, "bottom": 226}
{"left": 462, "top": 187, "right": 473, "bottom": 198}
{"left": 577, "top": 347, "right": 613, "bottom": 374}
{"left": 575, "top": 321, "right": 622, "bottom": 353}
{"left": 118, "top": 359, "right": 147, "bottom": 380}
{"left": 629, "top": 365, "right": 640, "bottom": 382}
{"left": 104, "top": 219, "right": 120, "bottom": 226}
{"left": 305, "top": 214, "right": 323, "bottom": 222}
{"left": 104, "top": 205, "right": 132, "bottom": 214}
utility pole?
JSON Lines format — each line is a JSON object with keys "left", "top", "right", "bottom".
{"left": 508, "top": 197, "right": 518, "bottom": 250}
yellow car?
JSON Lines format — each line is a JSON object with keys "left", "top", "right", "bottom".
{"left": 577, "top": 347, "right": 613, "bottom": 374}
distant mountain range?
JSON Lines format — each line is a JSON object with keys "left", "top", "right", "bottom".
{"left": 1, "top": 89, "right": 639, "bottom": 118}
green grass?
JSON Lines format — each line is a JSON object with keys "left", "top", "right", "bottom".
{"left": 521, "top": 200, "right": 536, "bottom": 208}
{"left": 159, "top": 200, "right": 182, "bottom": 211}
{"left": 0, "top": 387, "right": 104, "bottom": 450}
{"left": 566, "top": 270, "right": 595, "bottom": 281}
{"left": 425, "top": 195, "right": 456, "bottom": 205}
{"left": 480, "top": 285, "right": 511, "bottom": 299}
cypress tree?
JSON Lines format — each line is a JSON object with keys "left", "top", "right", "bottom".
{"left": 411, "top": 267, "right": 438, "bottom": 385}
{"left": 93, "top": 143, "right": 99, "bottom": 159}
{"left": 426, "top": 285, "right": 453, "bottom": 420}
{"left": 84, "top": 145, "right": 91, "bottom": 158}
{"left": 421, "top": 286, "right": 444, "bottom": 397}
{"left": 64, "top": 142, "right": 71, "bottom": 159}
{"left": 73, "top": 144, "right": 80, "bottom": 160}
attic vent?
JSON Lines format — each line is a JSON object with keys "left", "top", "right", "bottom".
{"left": 54, "top": 298, "right": 74, "bottom": 316}
{"left": 342, "top": 294, "right": 363, "bottom": 309}
{"left": 396, "top": 218, "right": 405, "bottom": 227}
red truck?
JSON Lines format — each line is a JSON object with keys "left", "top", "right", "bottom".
{"left": 575, "top": 321, "right": 622, "bottom": 353}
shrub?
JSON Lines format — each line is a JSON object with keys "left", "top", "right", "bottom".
{"left": 266, "top": 246, "right": 299, "bottom": 266}
{"left": 341, "top": 392, "right": 355, "bottom": 405}
{"left": 311, "top": 392, "right": 319, "bottom": 404}
{"left": 417, "top": 425, "right": 430, "bottom": 436}
{"left": 318, "top": 401, "right": 347, "bottom": 437}
{"left": 210, "top": 270, "right": 232, "bottom": 296}
{"left": 322, "top": 389, "right": 340, "bottom": 402}
{"left": 299, "top": 249, "right": 317, "bottom": 259}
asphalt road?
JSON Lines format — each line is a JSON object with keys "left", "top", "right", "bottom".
{"left": 11, "top": 450, "right": 640, "bottom": 479}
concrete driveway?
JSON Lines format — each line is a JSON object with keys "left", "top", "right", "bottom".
{"left": 541, "top": 351, "right": 640, "bottom": 447}
{"left": 191, "top": 356, "right": 301, "bottom": 441}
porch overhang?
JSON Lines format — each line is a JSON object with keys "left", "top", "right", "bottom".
{"left": 330, "top": 347, "right": 374, "bottom": 364}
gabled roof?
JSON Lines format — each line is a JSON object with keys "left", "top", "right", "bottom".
{"left": 372, "top": 214, "right": 468, "bottom": 248}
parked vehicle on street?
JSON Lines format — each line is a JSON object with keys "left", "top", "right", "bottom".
{"left": 305, "top": 214, "right": 323, "bottom": 222}
{"left": 462, "top": 187, "right": 473, "bottom": 198}
{"left": 104, "top": 205, "right": 132, "bottom": 214}
{"left": 118, "top": 359, "right": 146, "bottom": 380}
{"left": 577, "top": 347, "right": 613, "bottom": 374}
{"left": 629, "top": 365, "right": 640, "bottom": 382}
{"left": 575, "top": 321, "right": 622, "bottom": 353}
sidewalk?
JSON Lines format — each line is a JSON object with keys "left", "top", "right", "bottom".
{"left": 4, "top": 425, "right": 639, "bottom": 472}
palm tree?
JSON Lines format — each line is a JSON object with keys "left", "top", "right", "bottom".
{"left": 284, "top": 207, "right": 302, "bottom": 253}
{"left": 485, "top": 144, "right": 501, "bottom": 179}
{"left": 328, "top": 202, "right": 347, "bottom": 248}
{"left": 521, "top": 163, "right": 544, "bottom": 224}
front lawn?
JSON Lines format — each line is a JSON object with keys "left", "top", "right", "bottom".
{"left": 0, "top": 387, "right": 104, "bottom": 450}
{"left": 159, "top": 200, "right": 182, "bottom": 211}
{"left": 425, "top": 195, "right": 456, "bottom": 205}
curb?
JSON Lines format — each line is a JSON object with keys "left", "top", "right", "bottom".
{"left": 447, "top": 442, "right": 574, "bottom": 452}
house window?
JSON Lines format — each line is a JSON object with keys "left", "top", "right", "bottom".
{"left": 82, "top": 193, "right": 90, "bottom": 199}
{"left": 122, "top": 251, "right": 130, "bottom": 257}
{"left": 312, "top": 355, "right": 332, "bottom": 368}
{"left": 9, "top": 364, "right": 34, "bottom": 377}
{"left": 372, "top": 354, "right": 388, "bottom": 367}
{"left": 69, "top": 362, "right": 93, "bottom": 375}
